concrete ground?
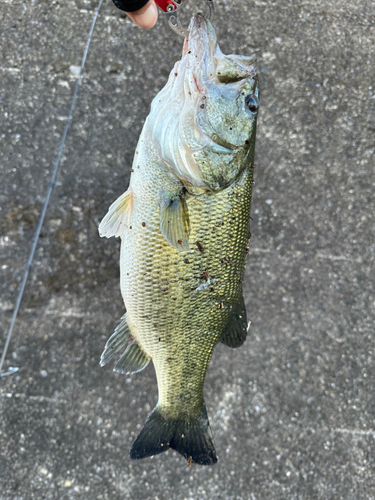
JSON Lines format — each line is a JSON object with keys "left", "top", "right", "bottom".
{"left": 1, "top": 0, "right": 374, "bottom": 498}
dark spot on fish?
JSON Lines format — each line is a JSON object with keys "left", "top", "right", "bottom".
{"left": 210, "top": 288, "right": 215, "bottom": 293}
{"left": 200, "top": 104, "right": 205, "bottom": 109}
{"left": 253, "top": 163, "right": 257, "bottom": 168}
{"left": 177, "top": 239, "right": 182, "bottom": 245}
{"left": 202, "top": 95, "right": 206, "bottom": 99}
{"left": 248, "top": 231, "right": 252, "bottom": 239}
{"left": 239, "top": 279, "right": 243, "bottom": 284}
{"left": 129, "top": 226, "right": 132, "bottom": 229}
{"left": 184, "top": 257, "right": 189, "bottom": 264}
{"left": 218, "top": 72, "right": 221, "bottom": 75}
{"left": 202, "top": 271, "right": 209, "bottom": 279}
{"left": 224, "top": 256, "right": 234, "bottom": 265}
{"left": 188, "top": 50, "right": 191, "bottom": 54}
{"left": 175, "top": 72, "right": 178, "bottom": 76}
{"left": 161, "top": 287, "right": 169, "bottom": 292}
{"left": 136, "top": 151, "right": 139, "bottom": 154}
{"left": 218, "top": 303, "right": 224, "bottom": 309}
{"left": 196, "top": 242, "right": 204, "bottom": 253}
{"left": 153, "top": 324, "right": 158, "bottom": 328}
{"left": 245, "top": 140, "right": 250, "bottom": 145}
{"left": 166, "top": 357, "right": 174, "bottom": 364}
{"left": 142, "top": 222, "right": 146, "bottom": 227}
{"left": 131, "top": 168, "right": 134, "bottom": 172}
{"left": 230, "top": 127, "right": 232, "bottom": 130}
{"left": 212, "top": 227, "right": 218, "bottom": 232}
{"left": 158, "top": 338, "right": 161, "bottom": 342}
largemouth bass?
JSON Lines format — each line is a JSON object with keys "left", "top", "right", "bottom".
{"left": 99, "top": 14, "right": 259, "bottom": 466}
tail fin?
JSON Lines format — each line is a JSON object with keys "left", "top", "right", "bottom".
{"left": 130, "top": 401, "right": 217, "bottom": 466}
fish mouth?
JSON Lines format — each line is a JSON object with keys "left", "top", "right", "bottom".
{"left": 182, "top": 13, "right": 256, "bottom": 93}
{"left": 182, "top": 14, "right": 216, "bottom": 70}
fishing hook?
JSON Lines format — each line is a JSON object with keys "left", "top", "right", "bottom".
{"left": 155, "top": 0, "right": 214, "bottom": 37}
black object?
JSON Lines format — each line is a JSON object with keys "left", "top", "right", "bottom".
{"left": 112, "top": 0, "right": 150, "bottom": 13}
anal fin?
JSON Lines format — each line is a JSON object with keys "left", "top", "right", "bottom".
{"left": 114, "top": 342, "right": 150, "bottom": 375}
{"left": 159, "top": 190, "right": 190, "bottom": 252}
{"left": 100, "top": 314, "right": 150, "bottom": 375}
{"left": 100, "top": 314, "right": 132, "bottom": 367}
{"left": 99, "top": 189, "right": 133, "bottom": 238}
{"left": 220, "top": 294, "right": 249, "bottom": 348}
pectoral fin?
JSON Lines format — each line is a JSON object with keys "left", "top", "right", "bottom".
{"left": 220, "top": 294, "right": 249, "bottom": 348}
{"left": 159, "top": 191, "right": 190, "bottom": 252}
{"left": 99, "top": 189, "right": 133, "bottom": 238}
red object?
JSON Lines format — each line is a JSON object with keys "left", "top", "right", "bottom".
{"left": 154, "top": 0, "right": 178, "bottom": 12}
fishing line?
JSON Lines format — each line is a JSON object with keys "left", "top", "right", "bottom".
{"left": 0, "top": 0, "right": 104, "bottom": 378}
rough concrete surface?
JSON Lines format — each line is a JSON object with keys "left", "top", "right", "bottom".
{"left": 0, "top": 0, "right": 374, "bottom": 498}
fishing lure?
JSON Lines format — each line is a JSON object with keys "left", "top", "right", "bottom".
{"left": 155, "top": 0, "right": 214, "bottom": 36}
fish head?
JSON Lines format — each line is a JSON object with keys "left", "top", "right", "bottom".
{"left": 184, "top": 14, "right": 259, "bottom": 191}
{"left": 148, "top": 14, "right": 259, "bottom": 191}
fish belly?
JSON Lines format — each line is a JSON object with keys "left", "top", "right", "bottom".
{"left": 120, "top": 164, "right": 253, "bottom": 419}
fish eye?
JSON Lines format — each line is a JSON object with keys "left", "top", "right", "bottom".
{"left": 245, "top": 95, "right": 258, "bottom": 114}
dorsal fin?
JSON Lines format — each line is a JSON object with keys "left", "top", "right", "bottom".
{"left": 220, "top": 294, "right": 249, "bottom": 348}
{"left": 99, "top": 189, "right": 133, "bottom": 238}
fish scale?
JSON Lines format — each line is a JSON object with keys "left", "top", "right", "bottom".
{"left": 121, "top": 159, "right": 252, "bottom": 414}
{"left": 99, "top": 14, "right": 258, "bottom": 465}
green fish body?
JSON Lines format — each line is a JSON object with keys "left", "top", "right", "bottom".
{"left": 99, "top": 14, "right": 259, "bottom": 466}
